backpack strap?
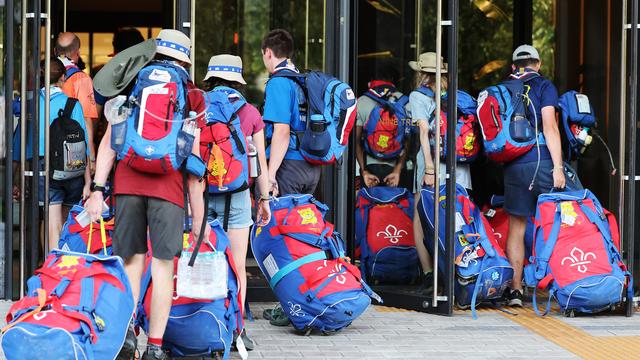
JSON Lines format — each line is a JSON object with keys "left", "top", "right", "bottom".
{"left": 415, "top": 85, "right": 435, "bottom": 98}
{"left": 60, "top": 97, "right": 78, "bottom": 119}
{"left": 268, "top": 251, "right": 328, "bottom": 288}
{"left": 533, "top": 202, "right": 563, "bottom": 282}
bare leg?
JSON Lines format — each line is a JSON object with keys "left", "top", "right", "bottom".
{"left": 123, "top": 253, "right": 146, "bottom": 310}
{"left": 148, "top": 257, "right": 174, "bottom": 339}
{"left": 227, "top": 227, "right": 250, "bottom": 313}
{"left": 413, "top": 192, "right": 433, "bottom": 272}
{"left": 506, "top": 215, "right": 527, "bottom": 291}
{"left": 48, "top": 204, "right": 63, "bottom": 251}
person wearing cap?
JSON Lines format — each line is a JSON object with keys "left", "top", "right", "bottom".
{"left": 355, "top": 64, "right": 410, "bottom": 189}
{"left": 86, "top": 30, "right": 207, "bottom": 360}
{"left": 502, "top": 45, "right": 581, "bottom": 307}
{"left": 55, "top": 32, "right": 98, "bottom": 172}
{"left": 199, "top": 54, "right": 272, "bottom": 350}
{"left": 260, "top": 28, "right": 321, "bottom": 196}
{"left": 408, "top": 52, "right": 473, "bottom": 294}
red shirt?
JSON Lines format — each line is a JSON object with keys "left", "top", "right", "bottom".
{"left": 114, "top": 81, "right": 205, "bottom": 207}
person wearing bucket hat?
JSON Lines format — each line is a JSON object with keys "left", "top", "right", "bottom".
{"left": 260, "top": 28, "right": 322, "bottom": 196}
{"left": 501, "top": 44, "right": 582, "bottom": 307}
{"left": 199, "top": 54, "right": 272, "bottom": 350}
{"left": 408, "top": 52, "right": 472, "bottom": 295}
{"left": 86, "top": 29, "right": 207, "bottom": 360}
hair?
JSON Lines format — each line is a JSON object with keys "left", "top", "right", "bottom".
{"left": 375, "top": 63, "right": 399, "bottom": 84}
{"left": 513, "top": 58, "right": 540, "bottom": 69}
{"left": 202, "top": 77, "right": 244, "bottom": 92}
{"left": 55, "top": 33, "right": 80, "bottom": 57}
{"left": 112, "top": 27, "right": 144, "bottom": 54}
{"left": 40, "top": 57, "right": 66, "bottom": 87}
{"left": 154, "top": 53, "right": 190, "bottom": 68}
{"left": 416, "top": 71, "right": 448, "bottom": 93}
{"left": 261, "top": 29, "right": 294, "bottom": 59}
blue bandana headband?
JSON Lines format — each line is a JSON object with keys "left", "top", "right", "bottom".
{"left": 156, "top": 39, "right": 190, "bottom": 57}
{"left": 208, "top": 65, "right": 242, "bottom": 74}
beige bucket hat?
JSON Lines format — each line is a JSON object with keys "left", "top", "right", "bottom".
{"left": 156, "top": 29, "right": 192, "bottom": 65}
{"left": 409, "top": 52, "right": 448, "bottom": 73}
{"left": 203, "top": 54, "right": 247, "bottom": 84}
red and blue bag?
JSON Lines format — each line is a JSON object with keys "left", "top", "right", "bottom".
{"left": 362, "top": 88, "right": 410, "bottom": 160}
{"left": 112, "top": 61, "right": 203, "bottom": 175}
{"left": 476, "top": 72, "right": 540, "bottom": 163}
{"left": 251, "top": 194, "right": 379, "bottom": 333}
{"left": 524, "top": 190, "right": 633, "bottom": 316}
{"left": 418, "top": 184, "right": 513, "bottom": 317}
{"left": 136, "top": 219, "right": 242, "bottom": 359}
{"left": 1, "top": 250, "right": 134, "bottom": 360}
{"left": 200, "top": 87, "right": 249, "bottom": 194}
{"left": 58, "top": 202, "right": 114, "bottom": 255}
{"left": 355, "top": 186, "right": 420, "bottom": 284}
{"left": 415, "top": 87, "right": 481, "bottom": 163}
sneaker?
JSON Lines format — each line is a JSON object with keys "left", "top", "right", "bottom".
{"left": 142, "top": 344, "right": 169, "bottom": 360}
{"left": 417, "top": 271, "right": 434, "bottom": 295}
{"left": 115, "top": 324, "right": 137, "bottom": 360}
{"left": 233, "top": 328, "right": 255, "bottom": 351}
{"left": 506, "top": 288, "right": 524, "bottom": 307}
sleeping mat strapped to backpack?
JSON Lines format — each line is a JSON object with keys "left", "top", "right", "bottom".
{"left": 524, "top": 190, "right": 633, "bottom": 316}
{"left": 418, "top": 184, "right": 513, "bottom": 317}
{"left": 1, "top": 250, "right": 134, "bottom": 360}
{"left": 355, "top": 186, "right": 420, "bottom": 284}
{"left": 251, "top": 194, "right": 380, "bottom": 333}
{"left": 137, "top": 219, "right": 242, "bottom": 359}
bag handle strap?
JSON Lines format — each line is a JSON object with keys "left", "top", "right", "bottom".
{"left": 534, "top": 202, "right": 563, "bottom": 280}
{"left": 87, "top": 218, "right": 108, "bottom": 255}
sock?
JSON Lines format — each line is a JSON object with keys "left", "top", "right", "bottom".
{"left": 148, "top": 337, "right": 162, "bottom": 347}
{"left": 423, "top": 270, "right": 433, "bottom": 276}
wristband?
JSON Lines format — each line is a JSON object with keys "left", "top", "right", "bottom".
{"left": 552, "top": 166, "right": 564, "bottom": 172}
{"left": 90, "top": 182, "right": 106, "bottom": 193}
{"left": 425, "top": 171, "right": 435, "bottom": 175}
{"left": 260, "top": 194, "right": 270, "bottom": 201}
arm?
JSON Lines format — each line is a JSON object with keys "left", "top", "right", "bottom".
{"left": 188, "top": 129, "right": 209, "bottom": 238}
{"left": 86, "top": 124, "right": 116, "bottom": 220}
{"left": 541, "top": 105, "right": 566, "bottom": 188}
{"left": 267, "top": 123, "right": 290, "bottom": 196}
{"left": 418, "top": 120, "right": 436, "bottom": 187}
{"left": 355, "top": 125, "right": 379, "bottom": 187}
{"left": 253, "top": 129, "right": 272, "bottom": 226}
{"left": 384, "top": 140, "right": 409, "bottom": 187}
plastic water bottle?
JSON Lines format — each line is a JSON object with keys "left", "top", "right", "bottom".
{"left": 247, "top": 135, "right": 260, "bottom": 178}
{"left": 177, "top": 111, "right": 197, "bottom": 159}
{"left": 105, "top": 95, "right": 130, "bottom": 151}
{"left": 177, "top": 250, "right": 228, "bottom": 300}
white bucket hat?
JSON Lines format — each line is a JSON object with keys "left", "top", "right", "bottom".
{"left": 203, "top": 54, "right": 247, "bottom": 85}
{"left": 409, "top": 52, "right": 448, "bottom": 73}
{"left": 155, "top": 29, "right": 192, "bottom": 65}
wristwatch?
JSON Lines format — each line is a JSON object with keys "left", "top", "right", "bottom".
{"left": 90, "top": 182, "right": 107, "bottom": 193}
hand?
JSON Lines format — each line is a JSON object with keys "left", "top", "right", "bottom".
{"left": 85, "top": 191, "right": 104, "bottom": 222}
{"left": 256, "top": 199, "right": 272, "bottom": 226}
{"left": 82, "top": 183, "right": 91, "bottom": 201}
{"left": 362, "top": 171, "right": 380, "bottom": 188}
{"left": 384, "top": 171, "right": 400, "bottom": 187}
{"left": 193, "top": 222, "right": 211, "bottom": 241}
{"left": 12, "top": 185, "right": 20, "bottom": 201}
{"left": 268, "top": 176, "right": 279, "bottom": 197}
{"left": 423, "top": 173, "right": 435, "bottom": 187}
{"left": 553, "top": 167, "right": 566, "bottom": 189}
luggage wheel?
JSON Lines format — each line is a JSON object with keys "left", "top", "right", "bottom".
{"left": 564, "top": 309, "right": 576, "bottom": 318}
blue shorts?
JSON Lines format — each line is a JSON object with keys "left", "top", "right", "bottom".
{"left": 207, "top": 189, "right": 253, "bottom": 229}
{"left": 39, "top": 175, "right": 85, "bottom": 206}
{"left": 504, "top": 159, "right": 582, "bottom": 217}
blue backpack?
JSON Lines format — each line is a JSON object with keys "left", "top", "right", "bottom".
{"left": 200, "top": 87, "right": 249, "bottom": 194}
{"left": 415, "top": 87, "right": 481, "bottom": 163}
{"left": 524, "top": 190, "right": 633, "bottom": 316}
{"left": 476, "top": 73, "right": 540, "bottom": 163}
{"left": 137, "top": 220, "right": 242, "bottom": 359}
{"left": 269, "top": 70, "right": 357, "bottom": 165}
{"left": 112, "top": 61, "right": 199, "bottom": 175}
{"left": 1, "top": 250, "right": 134, "bottom": 360}
{"left": 251, "top": 194, "right": 379, "bottom": 333}
{"left": 355, "top": 186, "right": 420, "bottom": 284}
{"left": 361, "top": 90, "right": 410, "bottom": 160}
{"left": 418, "top": 184, "right": 513, "bottom": 317}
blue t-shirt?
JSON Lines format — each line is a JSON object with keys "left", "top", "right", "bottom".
{"left": 263, "top": 65, "right": 306, "bottom": 161}
{"left": 13, "top": 86, "right": 88, "bottom": 160}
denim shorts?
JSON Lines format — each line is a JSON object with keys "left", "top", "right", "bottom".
{"left": 504, "top": 159, "right": 582, "bottom": 217}
{"left": 207, "top": 189, "right": 253, "bottom": 229}
{"left": 39, "top": 175, "right": 85, "bottom": 206}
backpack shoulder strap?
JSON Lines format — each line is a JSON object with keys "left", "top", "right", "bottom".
{"left": 534, "top": 201, "right": 563, "bottom": 280}
{"left": 62, "top": 97, "right": 78, "bottom": 118}
{"left": 415, "top": 86, "right": 435, "bottom": 98}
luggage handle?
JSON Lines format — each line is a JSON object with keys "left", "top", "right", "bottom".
{"left": 87, "top": 217, "right": 109, "bottom": 255}
{"left": 2, "top": 288, "right": 47, "bottom": 332}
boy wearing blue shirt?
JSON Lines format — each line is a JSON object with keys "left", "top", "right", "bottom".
{"left": 503, "top": 45, "right": 581, "bottom": 306}
{"left": 13, "top": 57, "right": 91, "bottom": 250}
{"left": 261, "top": 29, "right": 322, "bottom": 196}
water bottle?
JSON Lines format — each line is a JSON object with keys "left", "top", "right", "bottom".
{"left": 177, "top": 111, "right": 197, "bottom": 159}
{"left": 510, "top": 113, "right": 534, "bottom": 142}
{"left": 247, "top": 135, "right": 260, "bottom": 178}
{"left": 301, "top": 114, "right": 331, "bottom": 157}
{"left": 105, "top": 95, "right": 130, "bottom": 152}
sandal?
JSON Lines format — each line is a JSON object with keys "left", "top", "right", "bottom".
{"left": 262, "top": 305, "right": 290, "bottom": 326}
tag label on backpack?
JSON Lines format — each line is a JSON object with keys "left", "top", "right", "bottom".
{"left": 560, "top": 202, "right": 578, "bottom": 226}
{"left": 263, "top": 253, "right": 279, "bottom": 278}
{"left": 455, "top": 212, "right": 465, "bottom": 232}
{"left": 345, "top": 88, "right": 355, "bottom": 100}
{"left": 575, "top": 94, "right": 591, "bottom": 114}
{"left": 148, "top": 68, "right": 171, "bottom": 83}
